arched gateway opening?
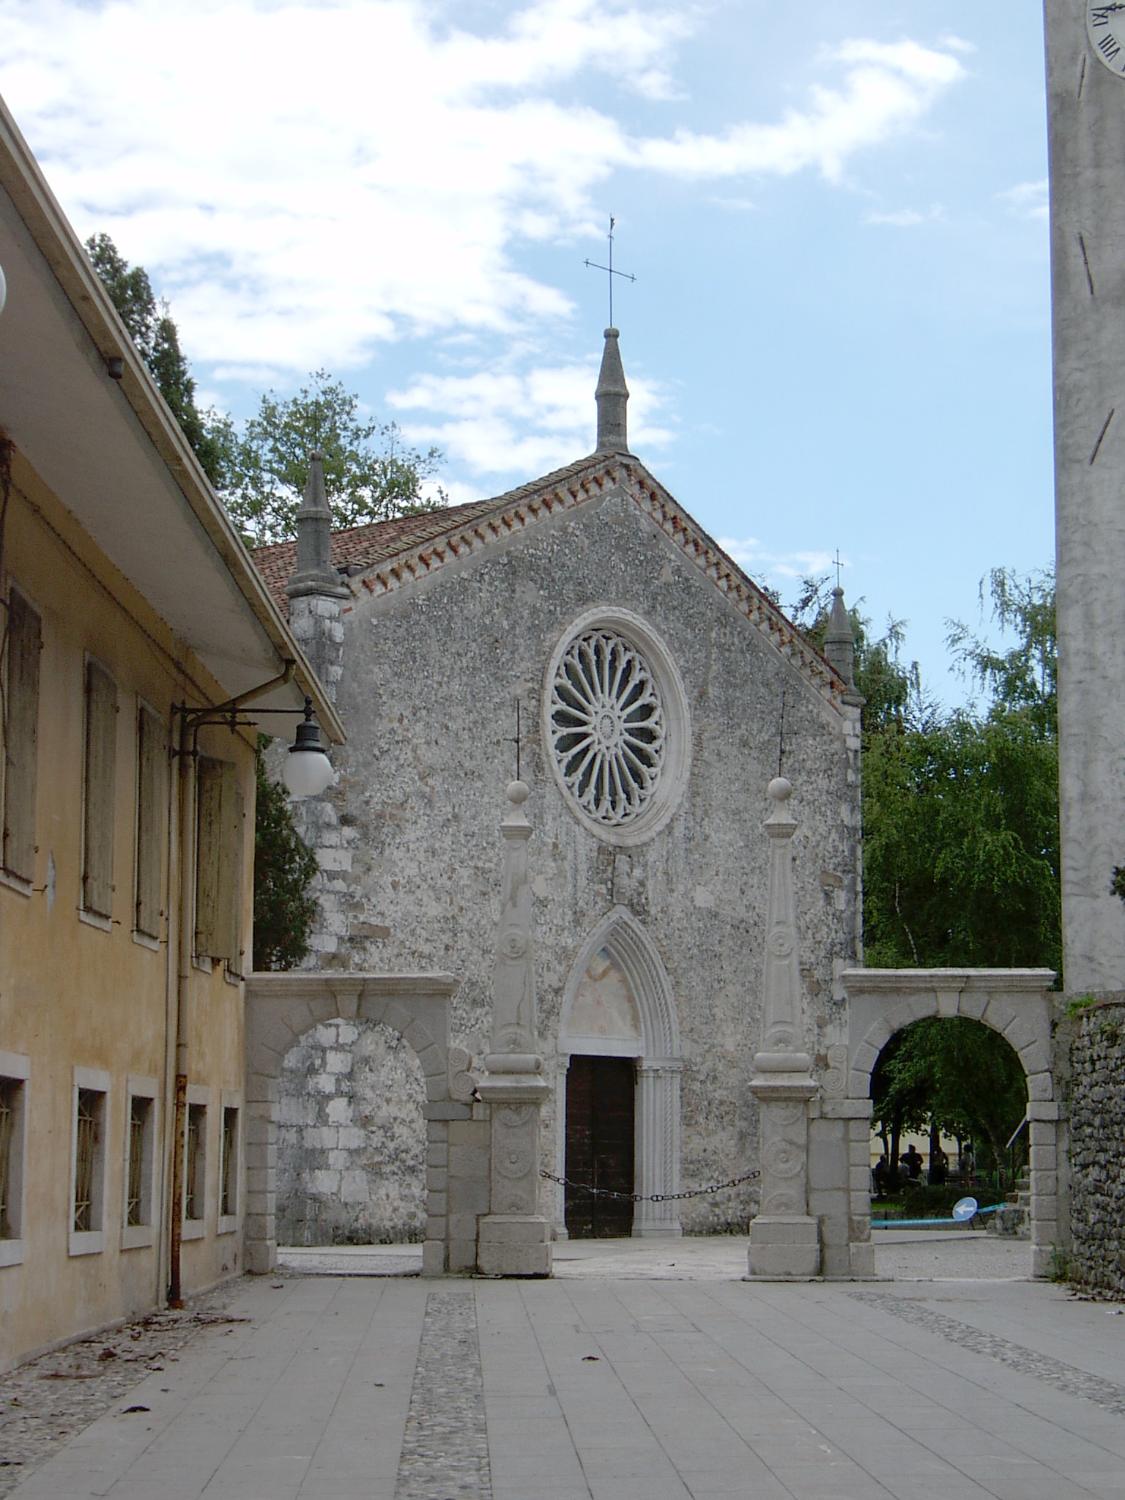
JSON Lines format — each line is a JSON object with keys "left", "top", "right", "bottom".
{"left": 244, "top": 972, "right": 471, "bottom": 1275}
{"left": 842, "top": 968, "right": 1061, "bottom": 1278}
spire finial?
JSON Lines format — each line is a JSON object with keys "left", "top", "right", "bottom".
{"left": 823, "top": 579, "right": 857, "bottom": 692}
{"left": 595, "top": 328, "right": 630, "bottom": 454}
{"left": 287, "top": 449, "right": 347, "bottom": 600}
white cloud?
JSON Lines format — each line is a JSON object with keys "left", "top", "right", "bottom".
{"left": 0, "top": 3, "right": 969, "bottom": 380}
{"left": 999, "top": 179, "right": 1049, "bottom": 221}
{"left": 865, "top": 203, "right": 945, "bottom": 228}
{"left": 389, "top": 360, "right": 673, "bottom": 478}
{"left": 633, "top": 40, "right": 966, "bottom": 185}
{"left": 718, "top": 537, "right": 838, "bottom": 588}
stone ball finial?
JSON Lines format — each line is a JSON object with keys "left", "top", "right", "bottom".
{"left": 507, "top": 779, "right": 530, "bottom": 806}
{"left": 767, "top": 776, "right": 792, "bottom": 802}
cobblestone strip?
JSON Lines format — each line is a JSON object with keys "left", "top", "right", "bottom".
{"left": 850, "top": 1291, "right": 1125, "bottom": 1416}
{"left": 394, "top": 1290, "right": 491, "bottom": 1500}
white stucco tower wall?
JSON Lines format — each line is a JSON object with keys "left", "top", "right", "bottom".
{"left": 1045, "top": 2, "right": 1125, "bottom": 998}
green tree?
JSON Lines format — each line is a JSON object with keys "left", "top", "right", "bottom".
{"left": 85, "top": 234, "right": 228, "bottom": 487}
{"left": 860, "top": 567, "right": 1059, "bottom": 972}
{"left": 948, "top": 566, "right": 1056, "bottom": 738}
{"left": 252, "top": 746, "right": 320, "bottom": 971}
{"left": 220, "top": 371, "right": 445, "bottom": 544}
{"left": 872, "top": 1018, "right": 1027, "bottom": 1182}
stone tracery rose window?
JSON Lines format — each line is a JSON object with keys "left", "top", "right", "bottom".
{"left": 549, "top": 629, "right": 666, "bottom": 826}
{"left": 544, "top": 610, "right": 690, "bottom": 846}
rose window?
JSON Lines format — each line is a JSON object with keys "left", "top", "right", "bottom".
{"left": 549, "top": 629, "right": 666, "bottom": 827}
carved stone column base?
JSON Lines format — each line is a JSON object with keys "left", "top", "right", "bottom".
{"left": 746, "top": 1214, "right": 820, "bottom": 1280}
{"left": 478, "top": 1214, "right": 552, "bottom": 1276}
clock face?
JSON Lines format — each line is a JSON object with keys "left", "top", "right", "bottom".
{"left": 1088, "top": 3, "right": 1125, "bottom": 75}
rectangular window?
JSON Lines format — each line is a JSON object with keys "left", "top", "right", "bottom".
{"left": 195, "top": 757, "right": 244, "bottom": 967}
{"left": 126, "top": 1098, "right": 147, "bottom": 1223}
{"left": 122, "top": 1076, "right": 158, "bottom": 1250}
{"left": 70, "top": 1068, "right": 109, "bottom": 1255}
{"left": 82, "top": 660, "right": 117, "bottom": 920}
{"left": 2, "top": 587, "right": 42, "bottom": 885}
{"left": 134, "top": 705, "right": 166, "bottom": 940}
{"left": 219, "top": 1097, "right": 240, "bottom": 1232}
{"left": 183, "top": 1090, "right": 208, "bottom": 1238}
{"left": 0, "top": 1052, "right": 29, "bottom": 1267}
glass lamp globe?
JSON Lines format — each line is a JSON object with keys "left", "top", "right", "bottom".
{"left": 281, "top": 707, "right": 333, "bottom": 798}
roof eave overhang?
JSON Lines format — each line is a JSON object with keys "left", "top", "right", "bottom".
{"left": 0, "top": 96, "right": 343, "bottom": 744}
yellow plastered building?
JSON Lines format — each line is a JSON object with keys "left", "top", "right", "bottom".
{"left": 0, "top": 97, "right": 343, "bottom": 1371}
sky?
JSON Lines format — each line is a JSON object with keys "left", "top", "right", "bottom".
{"left": 0, "top": 1, "right": 1054, "bottom": 707}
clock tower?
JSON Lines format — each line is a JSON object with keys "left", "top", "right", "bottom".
{"left": 1045, "top": 2, "right": 1125, "bottom": 998}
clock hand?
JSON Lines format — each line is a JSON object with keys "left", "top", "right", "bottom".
{"left": 1092, "top": 3, "right": 1125, "bottom": 13}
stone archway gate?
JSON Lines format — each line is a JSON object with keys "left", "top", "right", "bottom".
{"left": 244, "top": 972, "right": 481, "bottom": 1275}
{"left": 841, "top": 968, "right": 1062, "bottom": 1279}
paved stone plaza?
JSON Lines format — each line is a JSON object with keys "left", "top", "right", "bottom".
{"left": 4, "top": 1235, "right": 1124, "bottom": 1500}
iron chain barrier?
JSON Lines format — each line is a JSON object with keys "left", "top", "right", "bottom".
{"left": 540, "top": 1168, "right": 759, "bottom": 1205}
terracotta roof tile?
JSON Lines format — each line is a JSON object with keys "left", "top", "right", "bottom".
{"left": 248, "top": 452, "right": 847, "bottom": 707}
{"left": 252, "top": 453, "right": 610, "bottom": 613}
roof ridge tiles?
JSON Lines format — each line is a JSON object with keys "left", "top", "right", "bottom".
{"left": 249, "top": 449, "right": 846, "bottom": 708}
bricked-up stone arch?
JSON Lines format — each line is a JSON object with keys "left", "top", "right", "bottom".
{"left": 245, "top": 972, "right": 470, "bottom": 1275}
{"left": 842, "top": 968, "right": 1061, "bottom": 1279}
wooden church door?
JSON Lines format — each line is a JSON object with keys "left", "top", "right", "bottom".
{"left": 564, "top": 1057, "right": 635, "bottom": 1237}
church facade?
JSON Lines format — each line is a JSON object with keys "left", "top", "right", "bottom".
{"left": 254, "top": 333, "right": 863, "bottom": 1243}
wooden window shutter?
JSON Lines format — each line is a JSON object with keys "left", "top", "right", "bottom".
{"left": 2, "top": 590, "right": 42, "bottom": 881}
{"left": 134, "top": 706, "right": 166, "bottom": 937}
{"left": 82, "top": 661, "right": 117, "bottom": 917}
{"left": 196, "top": 758, "right": 242, "bottom": 962}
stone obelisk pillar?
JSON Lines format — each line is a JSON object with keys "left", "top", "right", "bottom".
{"left": 476, "top": 781, "right": 552, "bottom": 1276}
{"left": 747, "top": 777, "right": 821, "bottom": 1279}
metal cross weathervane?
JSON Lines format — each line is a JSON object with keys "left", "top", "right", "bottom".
{"left": 584, "top": 216, "right": 636, "bottom": 327}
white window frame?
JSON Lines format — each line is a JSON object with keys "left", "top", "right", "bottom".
{"left": 70, "top": 1066, "right": 110, "bottom": 1257}
{"left": 218, "top": 1090, "right": 242, "bottom": 1235}
{"left": 122, "top": 1075, "right": 159, "bottom": 1250}
{"left": 182, "top": 1084, "right": 210, "bottom": 1241}
{"left": 0, "top": 1051, "right": 30, "bottom": 1268}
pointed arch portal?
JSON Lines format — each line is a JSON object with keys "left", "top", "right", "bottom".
{"left": 556, "top": 907, "right": 683, "bottom": 1237}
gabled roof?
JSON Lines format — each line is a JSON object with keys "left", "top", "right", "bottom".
{"left": 252, "top": 451, "right": 849, "bottom": 711}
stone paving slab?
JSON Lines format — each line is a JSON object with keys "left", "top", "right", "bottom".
{"left": 4, "top": 1239, "right": 1124, "bottom": 1500}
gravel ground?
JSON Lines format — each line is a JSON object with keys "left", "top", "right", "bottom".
{"left": 0, "top": 1232, "right": 1051, "bottom": 1496}
{"left": 0, "top": 1283, "right": 244, "bottom": 1499}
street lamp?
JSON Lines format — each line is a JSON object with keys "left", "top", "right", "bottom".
{"left": 281, "top": 697, "right": 334, "bottom": 798}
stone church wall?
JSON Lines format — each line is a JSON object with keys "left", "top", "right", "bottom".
{"left": 1067, "top": 1001, "right": 1125, "bottom": 1295}
{"left": 282, "top": 485, "right": 861, "bottom": 1237}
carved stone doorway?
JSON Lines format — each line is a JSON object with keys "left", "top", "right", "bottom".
{"left": 555, "top": 908, "right": 683, "bottom": 1238}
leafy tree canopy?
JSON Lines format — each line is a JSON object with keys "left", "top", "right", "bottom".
{"left": 220, "top": 371, "right": 446, "bottom": 544}
{"left": 252, "top": 746, "right": 320, "bottom": 971}
{"left": 85, "top": 233, "right": 227, "bottom": 487}
{"left": 871, "top": 1017, "right": 1027, "bottom": 1170}
{"left": 947, "top": 566, "right": 1056, "bottom": 738}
